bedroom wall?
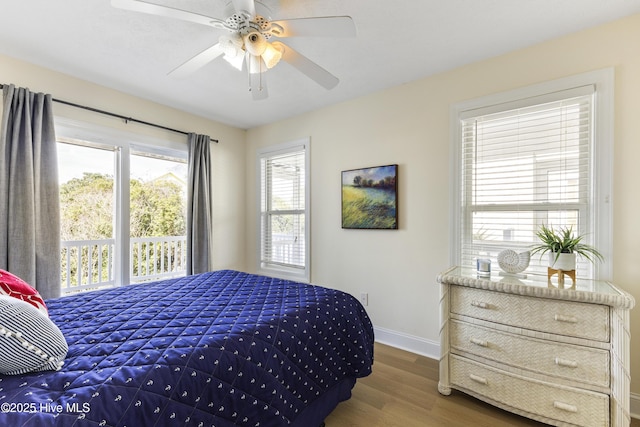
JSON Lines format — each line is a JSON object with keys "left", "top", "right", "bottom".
{"left": 0, "top": 53, "right": 247, "bottom": 273}
{"left": 245, "top": 12, "right": 640, "bottom": 403}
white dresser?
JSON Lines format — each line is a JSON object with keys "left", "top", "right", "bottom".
{"left": 438, "top": 266, "right": 635, "bottom": 427}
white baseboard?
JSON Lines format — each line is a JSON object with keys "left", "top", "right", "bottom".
{"left": 373, "top": 326, "right": 440, "bottom": 360}
{"left": 631, "top": 392, "right": 640, "bottom": 420}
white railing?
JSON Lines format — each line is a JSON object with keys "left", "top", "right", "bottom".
{"left": 60, "top": 236, "right": 187, "bottom": 294}
{"left": 61, "top": 239, "right": 115, "bottom": 294}
{"left": 130, "top": 236, "right": 187, "bottom": 283}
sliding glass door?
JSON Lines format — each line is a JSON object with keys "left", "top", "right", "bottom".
{"left": 56, "top": 125, "right": 187, "bottom": 294}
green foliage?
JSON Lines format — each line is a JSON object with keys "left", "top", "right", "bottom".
{"left": 530, "top": 224, "right": 603, "bottom": 264}
{"left": 60, "top": 172, "right": 186, "bottom": 241}
{"left": 130, "top": 179, "right": 186, "bottom": 238}
{"left": 60, "top": 173, "right": 114, "bottom": 241}
{"left": 60, "top": 173, "right": 187, "bottom": 287}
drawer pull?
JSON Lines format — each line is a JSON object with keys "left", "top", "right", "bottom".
{"left": 471, "top": 300, "right": 489, "bottom": 309}
{"left": 470, "top": 338, "right": 488, "bottom": 347}
{"left": 554, "top": 314, "right": 578, "bottom": 323}
{"left": 469, "top": 374, "right": 488, "bottom": 385}
{"left": 553, "top": 401, "right": 578, "bottom": 413}
{"left": 555, "top": 357, "right": 578, "bottom": 368}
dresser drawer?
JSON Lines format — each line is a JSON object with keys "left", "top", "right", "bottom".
{"left": 450, "top": 320, "right": 610, "bottom": 388}
{"left": 450, "top": 286, "right": 610, "bottom": 342}
{"left": 450, "top": 355, "right": 609, "bottom": 427}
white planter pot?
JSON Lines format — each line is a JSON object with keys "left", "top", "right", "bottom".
{"left": 548, "top": 252, "right": 576, "bottom": 271}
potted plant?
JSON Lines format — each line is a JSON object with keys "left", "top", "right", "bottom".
{"left": 530, "top": 224, "right": 603, "bottom": 271}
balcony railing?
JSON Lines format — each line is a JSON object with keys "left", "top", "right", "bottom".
{"left": 60, "top": 236, "right": 187, "bottom": 294}
{"left": 61, "top": 239, "right": 115, "bottom": 294}
{"left": 130, "top": 236, "right": 187, "bottom": 283}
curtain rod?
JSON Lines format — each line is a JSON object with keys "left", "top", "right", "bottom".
{"left": 1, "top": 84, "right": 218, "bottom": 143}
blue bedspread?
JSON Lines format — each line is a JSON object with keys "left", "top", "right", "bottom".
{"left": 0, "top": 270, "right": 374, "bottom": 426}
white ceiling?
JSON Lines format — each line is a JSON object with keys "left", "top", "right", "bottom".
{"left": 1, "top": 0, "right": 639, "bottom": 129}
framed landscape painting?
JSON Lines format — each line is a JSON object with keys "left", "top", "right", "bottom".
{"left": 342, "top": 164, "right": 398, "bottom": 229}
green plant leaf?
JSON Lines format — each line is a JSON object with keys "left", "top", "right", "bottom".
{"left": 530, "top": 224, "right": 603, "bottom": 263}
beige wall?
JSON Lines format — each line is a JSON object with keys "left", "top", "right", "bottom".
{"left": 246, "top": 13, "right": 640, "bottom": 396}
{"left": 0, "top": 53, "right": 247, "bottom": 272}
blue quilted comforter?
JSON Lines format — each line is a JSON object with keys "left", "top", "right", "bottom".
{"left": 0, "top": 270, "right": 374, "bottom": 426}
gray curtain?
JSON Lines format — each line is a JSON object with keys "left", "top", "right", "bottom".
{"left": 186, "top": 133, "right": 212, "bottom": 274}
{"left": 0, "top": 84, "right": 60, "bottom": 299}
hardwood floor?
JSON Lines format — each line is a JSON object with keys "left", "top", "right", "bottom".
{"left": 325, "top": 342, "right": 640, "bottom": 427}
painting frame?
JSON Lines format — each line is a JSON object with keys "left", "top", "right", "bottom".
{"left": 341, "top": 164, "right": 398, "bottom": 230}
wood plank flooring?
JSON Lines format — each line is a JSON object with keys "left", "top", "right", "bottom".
{"left": 324, "top": 342, "right": 640, "bottom": 427}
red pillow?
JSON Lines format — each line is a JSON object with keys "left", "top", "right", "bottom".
{"left": 0, "top": 269, "right": 48, "bottom": 316}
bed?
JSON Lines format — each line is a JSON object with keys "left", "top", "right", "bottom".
{"left": 0, "top": 269, "right": 374, "bottom": 426}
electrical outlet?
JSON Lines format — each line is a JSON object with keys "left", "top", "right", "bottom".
{"left": 360, "top": 292, "right": 368, "bottom": 306}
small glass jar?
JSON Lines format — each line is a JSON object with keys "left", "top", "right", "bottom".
{"left": 476, "top": 258, "right": 491, "bottom": 277}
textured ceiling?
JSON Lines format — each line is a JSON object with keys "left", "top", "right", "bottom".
{"left": 1, "top": 0, "right": 639, "bottom": 129}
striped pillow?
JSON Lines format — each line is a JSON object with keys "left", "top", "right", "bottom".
{"left": 0, "top": 295, "right": 67, "bottom": 375}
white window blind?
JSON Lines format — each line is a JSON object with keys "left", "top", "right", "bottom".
{"left": 458, "top": 85, "right": 598, "bottom": 278}
{"left": 259, "top": 144, "right": 307, "bottom": 276}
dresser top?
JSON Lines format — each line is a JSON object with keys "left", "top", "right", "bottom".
{"left": 437, "top": 266, "right": 635, "bottom": 309}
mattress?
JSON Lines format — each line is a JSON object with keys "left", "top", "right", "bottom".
{"left": 0, "top": 270, "right": 374, "bottom": 426}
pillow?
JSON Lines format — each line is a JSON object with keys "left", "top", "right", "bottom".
{"left": 0, "top": 269, "right": 48, "bottom": 316}
{"left": 0, "top": 295, "right": 67, "bottom": 375}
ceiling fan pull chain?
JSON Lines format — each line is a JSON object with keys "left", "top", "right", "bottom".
{"left": 247, "top": 56, "right": 252, "bottom": 92}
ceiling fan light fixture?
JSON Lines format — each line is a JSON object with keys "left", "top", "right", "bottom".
{"left": 219, "top": 33, "right": 243, "bottom": 51}
{"left": 219, "top": 33, "right": 245, "bottom": 70}
{"left": 262, "top": 42, "right": 282, "bottom": 69}
{"left": 223, "top": 51, "right": 246, "bottom": 71}
{"left": 243, "top": 31, "right": 267, "bottom": 56}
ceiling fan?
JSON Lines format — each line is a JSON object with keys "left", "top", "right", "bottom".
{"left": 111, "top": 0, "right": 356, "bottom": 100}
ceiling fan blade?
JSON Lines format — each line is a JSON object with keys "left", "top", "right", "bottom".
{"left": 275, "top": 42, "right": 339, "bottom": 90}
{"left": 270, "top": 16, "right": 356, "bottom": 38}
{"left": 168, "top": 43, "right": 225, "bottom": 78}
{"left": 231, "top": 0, "right": 256, "bottom": 17}
{"left": 111, "top": 0, "right": 225, "bottom": 28}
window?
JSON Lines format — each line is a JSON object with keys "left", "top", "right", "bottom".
{"left": 56, "top": 119, "right": 188, "bottom": 293}
{"left": 58, "top": 140, "right": 117, "bottom": 292}
{"left": 451, "top": 70, "right": 613, "bottom": 279}
{"left": 258, "top": 139, "right": 310, "bottom": 282}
